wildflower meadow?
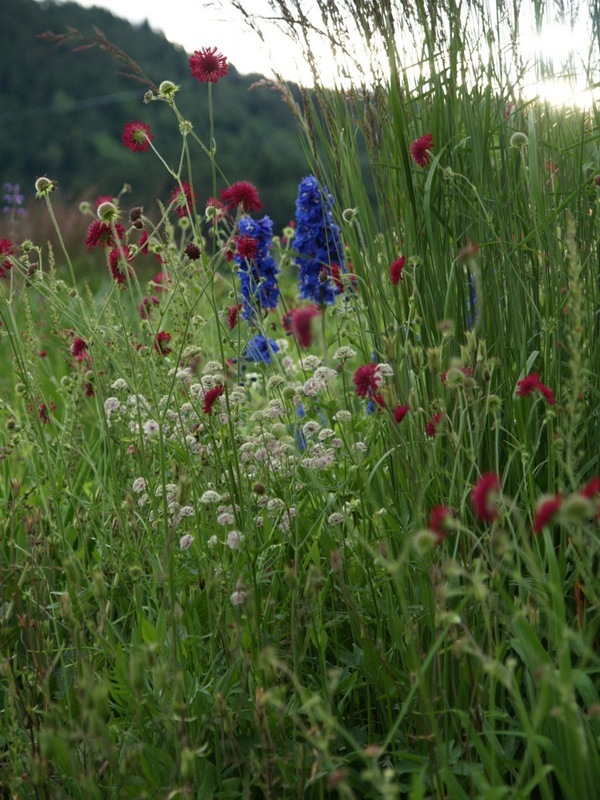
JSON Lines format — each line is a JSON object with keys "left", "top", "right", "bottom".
{"left": 1, "top": 1, "right": 599, "bottom": 798}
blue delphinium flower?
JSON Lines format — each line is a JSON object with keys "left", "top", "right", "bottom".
{"left": 294, "top": 175, "right": 345, "bottom": 305}
{"left": 245, "top": 333, "right": 279, "bottom": 365}
{"left": 234, "top": 216, "right": 279, "bottom": 320}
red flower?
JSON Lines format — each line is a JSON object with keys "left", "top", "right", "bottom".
{"left": 152, "top": 271, "right": 170, "bottom": 293}
{"left": 410, "top": 133, "right": 433, "bottom": 167}
{"left": 220, "top": 181, "right": 263, "bottom": 213}
{"left": 154, "top": 331, "right": 172, "bottom": 356}
{"left": 139, "top": 295, "right": 159, "bottom": 320}
{"left": 203, "top": 384, "right": 225, "bottom": 414}
{"left": 70, "top": 337, "right": 89, "bottom": 362}
{"left": 95, "top": 195, "right": 113, "bottom": 210}
{"left": 85, "top": 220, "right": 124, "bottom": 250}
{"left": 516, "top": 372, "right": 555, "bottom": 405}
{"left": 580, "top": 477, "right": 600, "bottom": 499}
{"left": 185, "top": 242, "right": 201, "bottom": 260}
{"left": 516, "top": 372, "right": 541, "bottom": 397}
{"left": 536, "top": 382, "right": 555, "bottom": 406}
{"left": 471, "top": 472, "right": 501, "bottom": 522}
{"left": 330, "top": 263, "right": 345, "bottom": 292}
{"left": 122, "top": 121, "right": 153, "bottom": 153}
{"left": 0, "top": 238, "right": 14, "bottom": 278}
{"left": 429, "top": 506, "right": 453, "bottom": 541}
{"left": 170, "top": 182, "right": 197, "bottom": 218}
{"left": 235, "top": 236, "right": 258, "bottom": 260}
{"left": 108, "top": 246, "right": 134, "bottom": 284}
{"left": 189, "top": 47, "right": 229, "bottom": 84}
{"left": 389, "top": 256, "right": 405, "bottom": 285}
{"left": 139, "top": 231, "right": 150, "bottom": 254}
{"left": 425, "top": 412, "right": 442, "bottom": 438}
{"left": 533, "top": 494, "right": 562, "bottom": 534}
{"left": 287, "top": 305, "right": 320, "bottom": 349}
{"left": 353, "top": 363, "right": 381, "bottom": 399}
{"left": 393, "top": 404, "right": 410, "bottom": 424}
{"left": 227, "top": 303, "right": 242, "bottom": 330}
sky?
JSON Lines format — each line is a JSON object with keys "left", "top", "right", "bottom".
{"left": 58, "top": 0, "right": 597, "bottom": 105}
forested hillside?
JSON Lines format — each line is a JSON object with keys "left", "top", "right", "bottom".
{"left": 0, "top": 0, "right": 307, "bottom": 227}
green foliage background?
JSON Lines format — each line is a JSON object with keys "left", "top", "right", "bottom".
{"left": 0, "top": 0, "right": 307, "bottom": 229}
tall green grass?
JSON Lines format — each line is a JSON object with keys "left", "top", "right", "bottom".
{"left": 1, "top": 1, "right": 599, "bottom": 797}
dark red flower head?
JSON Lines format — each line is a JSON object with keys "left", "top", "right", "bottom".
{"left": 353, "top": 363, "right": 382, "bottom": 400}
{"left": 108, "top": 246, "right": 134, "bottom": 285}
{"left": 154, "top": 331, "right": 172, "bottom": 356}
{"left": 389, "top": 256, "right": 405, "bottom": 285}
{"left": 471, "top": 472, "right": 501, "bottom": 522}
{"left": 70, "top": 337, "right": 89, "bottom": 361}
{"left": 122, "top": 121, "right": 153, "bottom": 153}
{"left": 170, "top": 182, "right": 197, "bottom": 218}
{"left": 85, "top": 220, "right": 124, "bottom": 250}
{"left": 393, "top": 404, "right": 410, "bottom": 424}
{"left": 286, "top": 305, "right": 320, "bottom": 349}
{"left": 189, "top": 47, "right": 229, "bottom": 83}
{"left": 0, "top": 238, "right": 14, "bottom": 278}
{"left": 220, "top": 181, "right": 263, "bottom": 213}
{"left": 203, "top": 384, "right": 225, "bottom": 414}
{"left": 516, "top": 372, "right": 541, "bottom": 397}
{"left": 227, "top": 303, "right": 242, "bottom": 330}
{"left": 235, "top": 236, "right": 258, "bottom": 261}
{"left": 429, "top": 506, "right": 453, "bottom": 542}
{"left": 410, "top": 133, "right": 433, "bottom": 167}
{"left": 425, "top": 412, "right": 442, "bottom": 438}
{"left": 533, "top": 494, "right": 562, "bottom": 534}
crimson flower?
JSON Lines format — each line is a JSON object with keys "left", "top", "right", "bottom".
{"left": 533, "top": 494, "right": 562, "bottom": 534}
{"left": 152, "top": 271, "right": 170, "bottom": 293}
{"left": 122, "top": 121, "right": 153, "bottom": 153}
{"left": 425, "top": 412, "right": 442, "bottom": 438}
{"left": 471, "top": 472, "right": 501, "bottom": 522}
{"left": 286, "top": 305, "right": 320, "bottom": 349}
{"left": 516, "top": 372, "right": 541, "bottom": 397}
{"left": 389, "top": 256, "right": 405, "bottom": 285}
{"left": 410, "top": 133, "right": 433, "bottom": 167}
{"left": 235, "top": 236, "right": 258, "bottom": 261}
{"left": 393, "top": 404, "right": 410, "bottom": 424}
{"left": 139, "top": 295, "right": 159, "bottom": 320}
{"left": 353, "top": 363, "right": 381, "bottom": 399}
{"left": 429, "top": 506, "right": 453, "bottom": 542}
{"left": 70, "top": 337, "right": 89, "bottom": 362}
{"left": 220, "top": 181, "right": 263, "bottom": 213}
{"left": 203, "top": 385, "right": 225, "bottom": 414}
{"left": 185, "top": 242, "right": 201, "bottom": 260}
{"left": 85, "top": 220, "right": 124, "bottom": 250}
{"left": 154, "top": 331, "right": 172, "bottom": 356}
{"left": 170, "top": 182, "right": 197, "bottom": 218}
{"left": 189, "top": 47, "right": 229, "bottom": 83}
{"left": 227, "top": 303, "right": 242, "bottom": 330}
{"left": 580, "top": 477, "right": 600, "bottom": 499}
{"left": 516, "top": 372, "right": 555, "bottom": 405}
{"left": 108, "top": 246, "right": 134, "bottom": 285}
{"left": 0, "top": 238, "right": 14, "bottom": 278}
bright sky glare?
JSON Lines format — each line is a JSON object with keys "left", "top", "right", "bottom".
{"left": 60, "top": 0, "right": 597, "bottom": 106}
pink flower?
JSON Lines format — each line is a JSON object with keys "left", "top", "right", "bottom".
{"left": 220, "top": 181, "right": 263, "bottom": 213}
{"left": 533, "top": 494, "right": 562, "bottom": 534}
{"left": 536, "top": 382, "right": 555, "bottom": 406}
{"left": 170, "top": 182, "right": 197, "bottom": 218}
{"left": 425, "top": 412, "right": 442, "bottom": 438}
{"left": 389, "top": 256, "right": 405, "bottom": 285}
{"left": 393, "top": 404, "right": 410, "bottom": 424}
{"left": 122, "top": 121, "right": 153, "bottom": 153}
{"left": 580, "top": 477, "right": 600, "bottom": 499}
{"left": 203, "top": 385, "right": 225, "bottom": 414}
{"left": 353, "top": 363, "right": 381, "bottom": 399}
{"left": 410, "top": 133, "right": 433, "bottom": 167}
{"left": 471, "top": 472, "right": 501, "bottom": 522}
{"left": 70, "top": 337, "right": 89, "bottom": 362}
{"left": 189, "top": 47, "right": 229, "bottom": 83}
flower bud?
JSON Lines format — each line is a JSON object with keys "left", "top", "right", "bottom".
{"left": 97, "top": 202, "right": 120, "bottom": 222}
{"left": 35, "top": 177, "right": 57, "bottom": 197}
{"left": 510, "top": 132, "right": 528, "bottom": 148}
{"left": 159, "top": 80, "right": 180, "bottom": 100}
